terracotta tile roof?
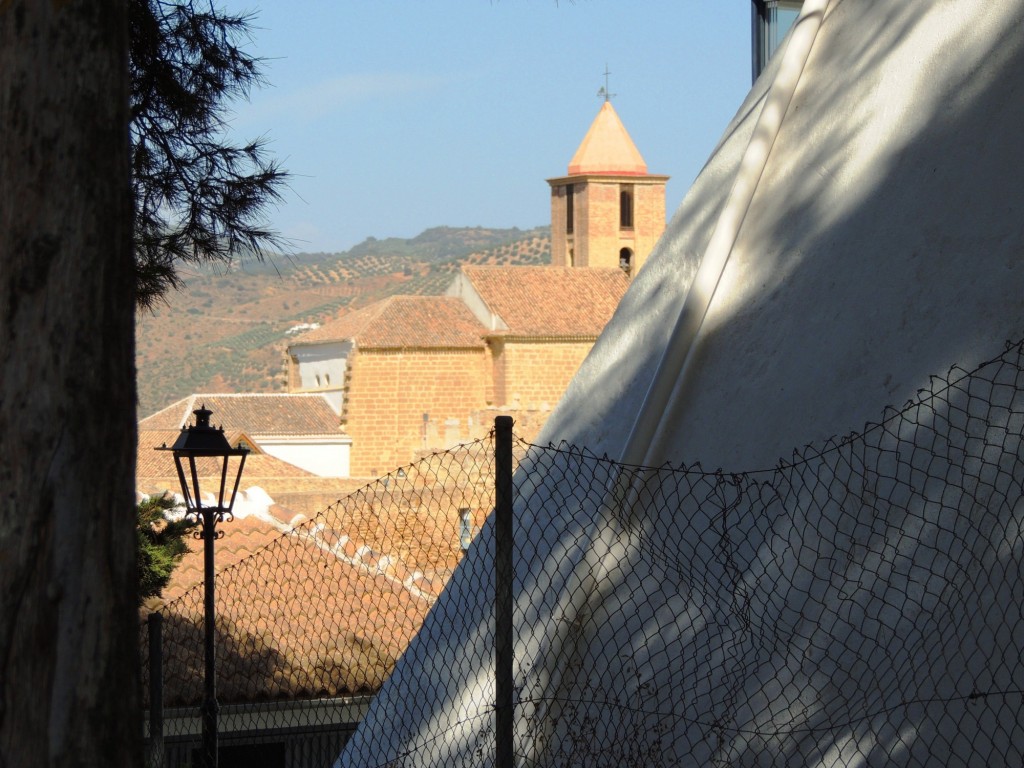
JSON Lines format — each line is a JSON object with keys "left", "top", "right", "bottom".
{"left": 137, "top": 429, "right": 360, "bottom": 521}
{"left": 143, "top": 490, "right": 472, "bottom": 703}
{"left": 291, "top": 296, "right": 486, "bottom": 349}
{"left": 137, "top": 427, "right": 330, "bottom": 516}
{"left": 153, "top": 506, "right": 299, "bottom": 604}
{"left": 462, "top": 265, "right": 628, "bottom": 338}
{"left": 139, "top": 393, "right": 343, "bottom": 437}
{"left": 289, "top": 302, "right": 388, "bottom": 345}
{"left": 140, "top": 437, "right": 500, "bottom": 705}
{"left": 567, "top": 101, "right": 649, "bottom": 176}
{"left": 144, "top": 511, "right": 436, "bottom": 703}
{"left": 137, "top": 432, "right": 319, "bottom": 486}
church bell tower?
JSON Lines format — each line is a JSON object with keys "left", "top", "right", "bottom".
{"left": 548, "top": 94, "right": 668, "bottom": 276}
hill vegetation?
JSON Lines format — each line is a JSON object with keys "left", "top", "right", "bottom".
{"left": 136, "top": 226, "right": 551, "bottom": 416}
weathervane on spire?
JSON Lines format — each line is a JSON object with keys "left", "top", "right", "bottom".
{"left": 597, "top": 63, "right": 616, "bottom": 102}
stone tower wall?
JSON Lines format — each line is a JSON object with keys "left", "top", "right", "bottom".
{"left": 550, "top": 184, "right": 570, "bottom": 266}
{"left": 631, "top": 181, "right": 668, "bottom": 273}
{"left": 576, "top": 181, "right": 619, "bottom": 269}
{"left": 344, "top": 347, "right": 489, "bottom": 477}
{"left": 499, "top": 339, "right": 596, "bottom": 409}
{"left": 549, "top": 176, "right": 667, "bottom": 272}
{"left": 343, "top": 338, "right": 598, "bottom": 477}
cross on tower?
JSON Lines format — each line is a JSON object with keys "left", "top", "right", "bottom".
{"left": 597, "top": 64, "right": 616, "bottom": 102}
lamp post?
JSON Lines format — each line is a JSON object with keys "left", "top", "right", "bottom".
{"left": 158, "top": 405, "right": 248, "bottom": 768}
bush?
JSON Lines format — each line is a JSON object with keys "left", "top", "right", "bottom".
{"left": 136, "top": 494, "right": 197, "bottom": 605}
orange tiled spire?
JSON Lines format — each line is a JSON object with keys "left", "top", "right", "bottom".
{"left": 567, "top": 100, "right": 648, "bottom": 176}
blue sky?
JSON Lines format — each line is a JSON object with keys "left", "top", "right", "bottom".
{"left": 219, "top": 1, "right": 754, "bottom": 254}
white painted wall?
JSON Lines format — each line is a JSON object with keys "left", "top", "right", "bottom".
{"left": 553, "top": 1, "right": 1024, "bottom": 472}
{"left": 291, "top": 341, "right": 350, "bottom": 413}
{"left": 260, "top": 438, "right": 351, "bottom": 478}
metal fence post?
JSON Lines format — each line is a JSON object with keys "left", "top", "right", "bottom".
{"left": 495, "top": 416, "right": 514, "bottom": 768}
{"left": 148, "top": 612, "right": 165, "bottom": 768}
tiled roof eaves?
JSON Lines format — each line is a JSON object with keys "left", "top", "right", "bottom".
{"left": 546, "top": 173, "right": 670, "bottom": 185}
{"left": 288, "top": 338, "right": 351, "bottom": 349}
{"left": 355, "top": 341, "right": 485, "bottom": 351}
{"left": 483, "top": 332, "right": 601, "bottom": 343}
{"left": 251, "top": 432, "right": 351, "bottom": 441}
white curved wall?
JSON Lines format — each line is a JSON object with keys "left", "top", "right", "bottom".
{"left": 341, "top": 3, "right": 1024, "bottom": 766}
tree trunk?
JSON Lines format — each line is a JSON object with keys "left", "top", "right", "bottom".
{"left": 0, "top": 2, "right": 138, "bottom": 766}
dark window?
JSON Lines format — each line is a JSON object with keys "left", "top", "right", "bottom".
{"left": 565, "top": 184, "right": 574, "bottom": 233}
{"left": 619, "top": 248, "right": 633, "bottom": 275}
{"left": 620, "top": 186, "right": 633, "bottom": 229}
{"left": 751, "top": 0, "right": 803, "bottom": 82}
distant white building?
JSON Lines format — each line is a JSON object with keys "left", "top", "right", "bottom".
{"left": 140, "top": 393, "right": 352, "bottom": 478}
{"left": 287, "top": 340, "right": 350, "bottom": 414}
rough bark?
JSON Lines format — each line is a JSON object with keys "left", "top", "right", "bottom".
{"left": 0, "top": 1, "right": 139, "bottom": 766}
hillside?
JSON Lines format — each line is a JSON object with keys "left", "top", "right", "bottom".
{"left": 136, "top": 226, "right": 550, "bottom": 416}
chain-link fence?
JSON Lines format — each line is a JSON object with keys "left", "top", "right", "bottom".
{"left": 140, "top": 435, "right": 505, "bottom": 767}
{"left": 144, "top": 337, "right": 1024, "bottom": 767}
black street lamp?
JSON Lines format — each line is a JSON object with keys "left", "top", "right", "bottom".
{"left": 158, "top": 405, "right": 248, "bottom": 768}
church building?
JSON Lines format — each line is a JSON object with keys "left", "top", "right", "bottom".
{"left": 139, "top": 99, "right": 667, "bottom": 486}
{"left": 285, "top": 98, "right": 667, "bottom": 477}
{"left": 288, "top": 266, "right": 629, "bottom": 476}
{"left": 548, "top": 99, "right": 669, "bottom": 275}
